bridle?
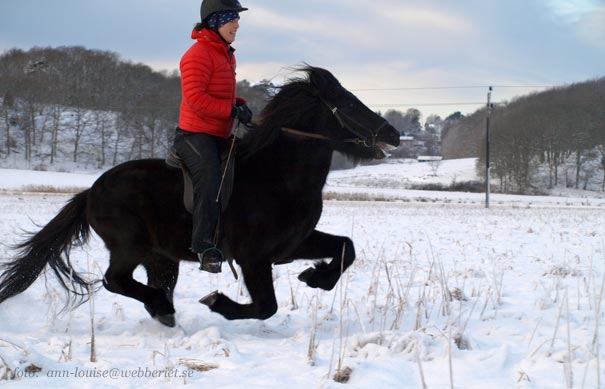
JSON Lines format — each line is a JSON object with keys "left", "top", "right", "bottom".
{"left": 280, "top": 92, "right": 390, "bottom": 148}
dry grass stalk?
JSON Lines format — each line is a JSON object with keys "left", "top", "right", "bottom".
{"left": 390, "top": 250, "right": 415, "bottom": 331}
{"left": 479, "top": 289, "right": 492, "bottom": 321}
{"left": 585, "top": 254, "right": 595, "bottom": 311}
{"left": 67, "top": 267, "right": 74, "bottom": 361}
{"left": 20, "top": 184, "right": 87, "bottom": 194}
{"left": 152, "top": 350, "right": 166, "bottom": 366}
{"left": 550, "top": 292, "right": 566, "bottom": 352}
{"left": 178, "top": 359, "right": 219, "bottom": 372}
{"left": 327, "top": 335, "right": 337, "bottom": 381}
{"left": 460, "top": 288, "right": 481, "bottom": 339}
{"left": 86, "top": 255, "right": 97, "bottom": 363}
{"left": 517, "top": 369, "right": 531, "bottom": 383}
{"left": 89, "top": 282, "right": 97, "bottom": 363}
{"left": 322, "top": 191, "right": 396, "bottom": 202}
{"left": 414, "top": 292, "right": 424, "bottom": 331}
{"left": 527, "top": 317, "right": 543, "bottom": 350}
{"left": 286, "top": 269, "right": 298, "bottom": 310}
{"left": 564, "top": 289, "right": 573, "bottom": 389}
{"left": 328, "top": 242, "right": 354, "bottom": 381}
{"left": 448, "top": 319, "right": 454, "bottom": 389}
{"left": 369, "top": 263, "right": 382, "bottom": 332}
{"left": 0, "top": 353, "right": 14, "bottom": 381}
{"left": 349, "top": 300, "right": 366, "bottom": 334}
{"left": 390, "top": 297, "right": 405, "bottom": 331}
{"left": 416, "top": 350, "right": 427, "bottom": 389}
{"left": 307, "top": 294, "right": 319, "bottom": 366}
{"left": 592, "top": 262, "right": 605, "bottom": 389}
{"left": 337, "top": 242, "right": 347, "bottom": 374}
{"left": 438, "top": 259, "right": 452, "bottom": 317}
{"left": 580, "top": 359, "right": 591, "bottom": 389}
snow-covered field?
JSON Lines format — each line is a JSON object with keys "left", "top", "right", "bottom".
{"left": 0, "top": 159, "right": 604, "bottom": 388}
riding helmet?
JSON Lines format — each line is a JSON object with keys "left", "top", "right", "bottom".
{"left": 201, "top": 0, "right": 248, "bottom": 22}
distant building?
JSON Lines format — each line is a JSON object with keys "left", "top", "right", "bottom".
{"left": 417, "top": 156, "right": 443, "bottom": 162}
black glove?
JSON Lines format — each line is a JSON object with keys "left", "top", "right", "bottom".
{"left": 231, "top": 104, "right": 253, "bottom": 124}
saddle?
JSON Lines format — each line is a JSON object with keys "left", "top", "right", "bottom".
{"left": 165, "top": 140, "right": 237, "bottom": 214}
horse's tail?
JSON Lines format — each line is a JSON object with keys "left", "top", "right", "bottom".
{"left": 0, "top": 189, "right": 95, "bottom": 308}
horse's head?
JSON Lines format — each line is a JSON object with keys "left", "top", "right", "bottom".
{"left": 302, "top": 66, "right": 400, "bottom": 159}
{"left": 249, "top": 66, "right": 400, "bottom": 160}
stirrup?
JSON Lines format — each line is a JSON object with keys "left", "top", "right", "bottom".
{"left": 197, "top": 247, "right": 224, "bottom": 273}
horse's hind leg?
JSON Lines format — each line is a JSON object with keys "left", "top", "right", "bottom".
{"left": 200, "top": 260, "right": 277, "bottom": 320}
{"left": 142, "top": 254, "right": 179, "bottom": 327}
{"left": 103, "top": 249, "right": 176, "bottom": 327}
{"left": 287, "top": 230, "right": 356, "bottom": 291}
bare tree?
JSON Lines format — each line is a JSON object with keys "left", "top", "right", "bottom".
{"left": 90, "top": 110, "right": 111, "bottom": 166}
{"left": 1, "top": 91, "right": 15, "bottom": 157}
{"left": 429, "top": 159, "right": 442, "bottom": 176}
{"left": 383, "top": 110, "right": 407, "bottom": 134}
{"left": 71, "top": 107, "right": 91, "bottom": 163}
{"left": 600, "top": 149, "right": 605, "bottom": 192}
{"left": 49, "top": 104, "right": 65, "bottom": 164}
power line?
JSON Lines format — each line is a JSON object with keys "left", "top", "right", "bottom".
{"left": 351, "top": 85, "right": 553, "bottom": 92}
{"left": 367, "top": 102, "right": 493, "bottom": 107}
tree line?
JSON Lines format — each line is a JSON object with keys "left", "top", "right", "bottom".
{"left": 442, "top": 78, "right": 605, "bottom": 193}
{"left": 0, "top": 46, "right": 274, "bottom": 169}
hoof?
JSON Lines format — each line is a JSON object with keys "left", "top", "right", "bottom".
{"left": 199, "top": 290, "right": 220, "bottom": 307}
{"left": 298, "top": 267, "right": 317, "bottom": 287}
{"left": 154, "top": 313, "right": 176, "bottom": 328}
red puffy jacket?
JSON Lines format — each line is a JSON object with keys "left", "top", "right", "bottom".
{"left": 178, "top": 28, "right": 236, "bottom": 138}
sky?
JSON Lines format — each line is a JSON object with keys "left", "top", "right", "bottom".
{"left": 1, "top": 0, "right": 604, "bottom": 120}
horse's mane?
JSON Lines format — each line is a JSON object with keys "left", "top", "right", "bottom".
{"left": 239, "top": 66, "right": 342, "bottom": 158}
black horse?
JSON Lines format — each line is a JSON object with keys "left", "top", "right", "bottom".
{"left": 0, "top": 66, "right": 400, "bottom": 327}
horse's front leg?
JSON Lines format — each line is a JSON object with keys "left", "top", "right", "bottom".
{"left": 200, "top": 260, "right": 277, "bottom": 320}
{"left": 287, "top": 230, "right": 356, "bottom": 291}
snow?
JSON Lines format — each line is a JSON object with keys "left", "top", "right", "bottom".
{"left": 0, "top": 169, "right": 100, "bottom": 192}
{"left": 0, "top": 158, "right": 604, "bottom": 388}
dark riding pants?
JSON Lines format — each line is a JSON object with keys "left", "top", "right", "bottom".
{"left": 173, "top": 128, "right": 224, "bottom": 252}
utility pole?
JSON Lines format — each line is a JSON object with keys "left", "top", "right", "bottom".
{"left": 485, "top": 86, "right": 492, "bottom": 208}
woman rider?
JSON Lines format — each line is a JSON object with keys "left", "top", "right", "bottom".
{"left": 173, "top": 0, "right": 252, "bottom": 273}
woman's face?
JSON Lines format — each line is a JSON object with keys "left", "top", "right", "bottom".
{"left": 218, "top": 18, "right": 240, "bottom": 43}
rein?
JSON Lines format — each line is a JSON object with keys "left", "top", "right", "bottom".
{"left": 280, "top": 127, "right": 365, "bottom": 144}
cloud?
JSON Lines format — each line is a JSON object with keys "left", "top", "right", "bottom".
{"left": 236, "top": 61, "right": 295, "bottom": 84}
{"left": 576, "top": 9, "right": 605, "bottom": 47}
{"left": 547, "top": 0, "right": 602, "bottom": 21}
{"left": 244, "top": 6, "right": 375, "bottom": 49}
{"left": 372, "top": 6, "right": 473, "bottom": 34}
{"left": 547, "top": 0, "right": 605, "bottom": 47}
